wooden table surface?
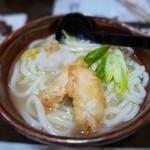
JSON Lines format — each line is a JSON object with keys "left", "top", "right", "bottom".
{"left": 0, "top": 0, "right": 150, "bottom": 147}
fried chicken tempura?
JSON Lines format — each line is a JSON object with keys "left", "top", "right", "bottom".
{"left": 66, "top": 59, "right": 105, "bottom": 132}
{"left": 40, "top": 59, "right": 105, "bottom": 132}
{"left": 40, "top": 70, "right": 68, "bottom": 108}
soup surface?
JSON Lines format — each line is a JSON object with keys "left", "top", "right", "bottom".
{"left": 10, "top": 34, "right": 149, "bottom": 137}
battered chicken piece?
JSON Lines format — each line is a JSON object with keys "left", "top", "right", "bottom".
{"left": 44, "top": 39, "right": 60, "bottom": 53}
{"left": 66, "top": 59, "right": 105, "bottom": 132}
{"left": 40, "top": 59, "right": 105, "bottom": 132}
{"left": 40, "top": 70, "right": 68, "bottom": 108}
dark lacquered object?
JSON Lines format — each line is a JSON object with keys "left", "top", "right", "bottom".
{"left": 56, "top": 13, "right": 150, "bottom": 49}
{"left": 0, "top": 15, "right": 150, "bottom": 147}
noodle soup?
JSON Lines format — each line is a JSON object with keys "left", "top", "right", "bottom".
{"left": 9, "top": 34, "right": 149, "bottom": 137}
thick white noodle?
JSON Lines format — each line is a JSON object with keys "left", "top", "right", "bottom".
{"left": 26, "top": 95, "right": 57, "bottom": 135}
{"left": 104, "top": 102, "right": 133, "bottom": 126}
{"left": 29, "top": 59, "right": 41, "bottom": 75}
{"left": 18, "top": 77, "right": 29, "bottom": 85}
{"left": 107, "top": 81, "right": 115, "bottom": 92}
{"left": 128, "top": 78, "right": 141, "bottom": 86}
{"left": 21, "top": 109, "right": 42, "bottom": 130}
{"left": 105, "top": 107, "right": 120, "bottom": 114}
{"left": 62, "top": 39, "right": 100, "bottom": 52}
{"left": 124, "top": 104, "right": 139, "bottom": 121}
{"left": 105, "top": 93, "right": 116, "bottom": 103}
{"left": 47, "top": 112, "right": 75, "bottom": 128}
{"left": 123, "top": 92, "right": 142, "bottom": 104}
{"left": 129, "top": 84, "right": 146, "bottom": 98}
{"left": 39, "top": 77, "right": 51, "bottom": 90}
{"left": 11, "top": 74, "right": 45, "bottom": 97}
{"left": 26, "top": 58, "right": 32, "bottom": 69}
{"left": 142, "top": 71, "right": 149, "bottom": 87}
{"left": 21, "top": 75, "right": 45, "bottom": 96}
{"left": 10, "top": 62, "right": 20, "bottom": 89}
{"left": 26, "top": 97, "right": 38, "bottom": 119}
{"left": 20, "top": 58, "right": 39, "bottom": 80}
{"left": 105, "top": 100, "right": 128, "bottom": 114}
{"left": 129, "top": 63, "right": 145, "bottom": 80}
{"left": 25, "top": 95, "right": 73, "bottom": 135}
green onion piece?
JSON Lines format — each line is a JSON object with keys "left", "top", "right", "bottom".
{"left": 105, "top": 55, "right": 113, "bottom": 82}
{"left": 84, "top": 45, "right": 110, "bottom": 68}
{"left": 104, "top": 49, "right": 128, "bottom": 95}
{"left": 96, "top": 48, "right": 128, "bottom": 95}
{"left": 62, "top": 29, "right": 75, "bottom": 41}
{"left": 95, "top": 52, "right": 108, "bottom": 81}
{"left": 110, "top": 54, "right": 122, "bottom": 83}
{"left": 114, "top": 49, "right": 128, "bottom": 95}
{"left": 115, "top": 70, "right": 128, "bottom": 95}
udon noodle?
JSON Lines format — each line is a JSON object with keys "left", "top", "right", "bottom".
{"left": 10, "top": 34, "right": 149, "bottom": 136}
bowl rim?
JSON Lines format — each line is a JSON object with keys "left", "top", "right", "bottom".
{"left": 0, "top": 14, "right": 150, "bottom": 146}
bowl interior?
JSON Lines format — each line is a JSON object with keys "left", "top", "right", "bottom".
{"left": 0, "top": 15, "right": 150, "bottom": 146}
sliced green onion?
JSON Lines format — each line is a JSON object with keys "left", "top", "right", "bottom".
{"left": 105, "top": 55, "right": 114, "bottom": 82}
{"left": 114, "top": 49, "right": 128, "bottom": 95}
{"left": 95, "top": 52, "right": 108, "bottom": 81}
{"left": 62, "top": 29, "right": 75, "bottom": 41}
{"left": 84, "top": 45, "right": 110, "bottom": 67}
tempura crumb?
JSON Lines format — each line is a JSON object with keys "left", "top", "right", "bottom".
{"left": 44, "top": 39, "right": 60, "bottom": 53}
